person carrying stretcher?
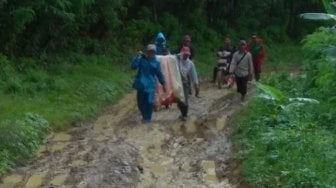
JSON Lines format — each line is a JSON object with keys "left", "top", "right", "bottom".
{"left": 176, "top": 46, "right": 200, "bottom": 121}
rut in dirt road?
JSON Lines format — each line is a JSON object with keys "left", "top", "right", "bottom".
{"left": 0, "top": 82, "right": 252, "bottom": 188}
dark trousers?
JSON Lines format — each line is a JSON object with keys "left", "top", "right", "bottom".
{"left": 136, "top": 91, "right": 155, "bottom": 121}
{"left": 235, "top": 75, "right": 249, "bottom": 96}
{"left": 187, "top": 77, "right": 192, "bottom": 95}
{"left": 213, "top": 66, "right": 218, "bottom": 82}
{"left": 177, "top": 82, "right": 189, "bottom": 117}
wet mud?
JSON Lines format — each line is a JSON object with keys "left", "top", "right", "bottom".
{"left": 1, "top": 81, "right": 253, "bottom": 188}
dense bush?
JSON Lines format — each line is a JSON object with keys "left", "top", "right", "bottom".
{"left": 0, "top": 114, "right": 49, "bottom": 177}
{"left": 0, "top": 0, "right": 324, "bottom": 58}
{"left": 0, "top": 114, "right": 49, "bottom": 161}
{"left": 235, "top": 79, "right": 336, "bottom": 187}
{"left": 303, "top": 28, "right": 336, "bottom": 131}
{"left": 235, "top": 20, "right": 336, "bottom": 187}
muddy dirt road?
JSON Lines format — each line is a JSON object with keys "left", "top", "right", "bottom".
{"left": 1, "top": 82, "right": 251, "bottom": 188}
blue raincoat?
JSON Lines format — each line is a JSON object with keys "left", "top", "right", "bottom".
{"left": 155, "top": 32, "right": 168, "bottom": 55}
{"left": 131, "top": 55, "right": 165, "bottom": 122}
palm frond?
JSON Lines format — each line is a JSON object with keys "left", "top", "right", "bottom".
{"left": 300, "top": 13, "right": 336, "bottom": 21}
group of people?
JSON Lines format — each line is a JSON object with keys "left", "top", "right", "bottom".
{"left": 131, "top": 32, "right": 266, "bottom": 123}
{"left": 213, "top": 34, "right": 266, "bottom": 101}
{"left": 131, "top": 32, "right": 199, "bottom": 123}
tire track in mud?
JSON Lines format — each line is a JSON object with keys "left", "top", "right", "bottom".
{"left": 1, "top": 82, "right": 251, "bottom": 188}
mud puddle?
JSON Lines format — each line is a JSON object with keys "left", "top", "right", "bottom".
{"left": 1, "top": 82, "right": 251, "bottom": 188}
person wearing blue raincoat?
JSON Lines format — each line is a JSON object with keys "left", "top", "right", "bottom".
{"left": 131, "top": 44, "right": 166, "bottom": 123}
{"left": 155, "top": 32, "right": 170, "bottom": 55}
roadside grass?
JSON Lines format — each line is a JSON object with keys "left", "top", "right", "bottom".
{"left": 234, "top": 44, "right": 336, "bottom": 187}
{"left": 264, "top": 43, "right": 305, "bottom": 72}
{"left": 235, "top": 97, "right": 336, "bottom": 187}
{"left": 0, "top": 54, "right": 133, "bottom": 177}
{"left": 0, "top": 42, "right": 216, "bottom": 177}
{"left": 196, "top": 50, "right": 217, "bottom": 77}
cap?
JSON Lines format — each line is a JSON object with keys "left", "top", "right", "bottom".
{"left": 146, "top": 44, "right": 156, "bottom": 52}
{"left": 252, "top": 33, "right": 257, "bottom": 38}
{"left": 239, "top": 40, "right": 246, "bottom": 46}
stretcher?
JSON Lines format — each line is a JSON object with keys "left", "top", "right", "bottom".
{"left": 154, "top": 55, "right": 185, "bottom": 109}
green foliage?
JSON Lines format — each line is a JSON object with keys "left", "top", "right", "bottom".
{"left": 301, "top": 26, "right": 336, "bottom": 99}
{"left": 235, "top": 16, "right": 336, "bottom": 187}
{"left": 256, "top": 83, "right": 287, "bottom": 102}
{"left": 262, "top": 72, "right": 308, "bottom": 98}
{"left": 0, "top": 151, "right": 11, "bottom": 177}
{"left": 0, "top": 0, "right": 126, "bottom": 56}
{"left": 236, "top": 74, "right": 335, "bottom": 187}
{"left": 125, "top": 18, "right": 161, "bottom": 46}
{"left": 322, "top": 0, "right": 336, "bottom": 14}
{"left": 300, "top": 0, "right": 336, "bottom": 39}
{"left": 264, "top": 43, "right": 305, "bottom": 72}
{"left": 0, "top": 54, "right": 132, "bottom": 176}
{"left": 0, "top": 113, "right": 49, "bottom": 166}
{"left": 303, "top": 28, "right": 336, "bottom": 59}
{"left": 302, "top": 27, "right": 336, "bottom": 130}
{"left": 0, "top": 0, "right": 326, "bottom": 58}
